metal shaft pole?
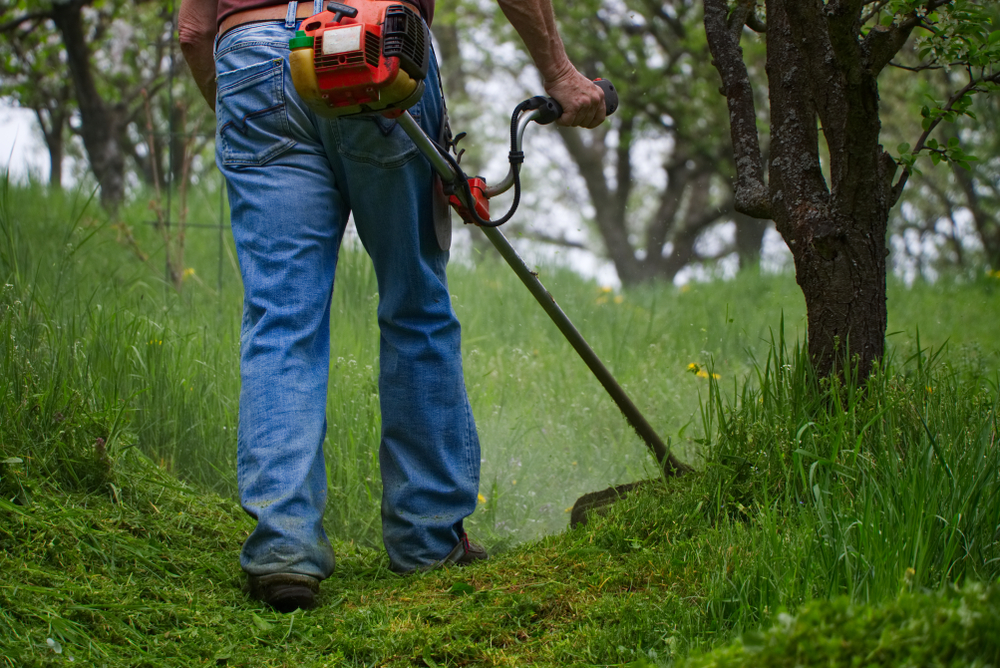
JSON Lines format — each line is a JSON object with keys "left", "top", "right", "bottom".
{"left": 396, "top": 112, "right": 686, "bottom": 475}
{"left": 480, "top": 226, "right": 688, "bottom": 473}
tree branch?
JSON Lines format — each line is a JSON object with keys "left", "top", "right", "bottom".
{"left": 645, "top": 161, "right": 691, "bottom": 259}
{"left": 826, "top": 0, "right": 866, "bottom": 20}
{"left": 639, "top": 0, "right": 686, "bottom": 39}
{"left": 0, "top": 0, "right": 95, "bottom": 33}
{"left": 512, "top": 229, "right": 588, "bottom": 250}
{"left": 888, "top": 61, "right": 943, "bottom": 72}
{"left": 891, "top": 70, "right": 1000, "bottom": 204}
{"left": 725, "top": 0, "right": 766, "bottom": 35}
{"left": 0, "top": 9, "right": 51, "bottom": 33}
{"left": 863, "top": 0, "right": 951, "bottom": 75}
{"left": 726, "top": 0, "right": 753, "bottom": 36}
{"left": 785, "top": 0, "right": 850, "bottom": 167}
{"left": 703, "top": 0, "right": 770, "bottom": 219}
{"left": 860, "top": 0, "right": 892, "bottom": 25}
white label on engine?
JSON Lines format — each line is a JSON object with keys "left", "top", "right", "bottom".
{"left": 322, "top": 26, "right": 363, "bottom": 55}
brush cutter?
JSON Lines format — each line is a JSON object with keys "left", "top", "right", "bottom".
{"left": 288, "top": 0, "right": 687, "bottom": 476}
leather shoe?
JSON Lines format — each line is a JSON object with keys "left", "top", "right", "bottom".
{"left": 436, "top": 532, "right": 488, "bottom": 568}
{"left": 245, "top": 573, "right": 319, "bottom": 613}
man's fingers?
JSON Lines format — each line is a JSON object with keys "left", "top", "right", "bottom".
{"left": 555, "top": 88, "right": 605, "bottom": 128}
{"left": 545, "top": 70, "right": 608, "bottom": 129}
{"left": 560, "top": 106, "right": 601, "bottom": 129}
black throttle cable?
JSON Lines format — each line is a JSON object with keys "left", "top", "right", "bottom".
{"left": 435, "top": 79, "right": 617, "bottom": 228}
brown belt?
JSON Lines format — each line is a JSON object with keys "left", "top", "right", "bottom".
{"left": 218, "top": 1, "right": 424, "bottom": 38}
{"left": 218, "top": 3, "right": 318, "bottom": 38}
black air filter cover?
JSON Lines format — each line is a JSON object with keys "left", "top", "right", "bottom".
{"left": 383, "top": 5, "right": 430, "bottom": 80}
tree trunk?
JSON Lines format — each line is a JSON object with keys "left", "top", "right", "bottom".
{"left": 47, "top": 129, "right": 63, "bottom": 190}
{"left": 950, "top": 153, "right": 1000, "bottom": 269}
{"left": 734, "top": 213, "right": 767, "bottom": 269}
{"left": 50, "top": 3, "right": 126, "bottom": 210}
{"left": 557, "top": 120, "right": 740, "bottom": 286}
{"left": 766, "top": 0, "right": 895, "bottom": 379}
{"left": 34, "top": 106, "right": 66, "bottom": 190}
{"left": 705, "top": 0, "right": 915, "bottom": 379}
{"left": 556, "top": 122, "right": 639, "bottom": 279}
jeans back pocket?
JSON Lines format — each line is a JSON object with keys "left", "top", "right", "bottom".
{"left": 334, "top": 109, "right": 421, "bottom": 169}
{"left": 217, "top": 58, "right": 296, "bottom": 168}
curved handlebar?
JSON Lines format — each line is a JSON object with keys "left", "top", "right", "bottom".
{"left": 533, "top": 78, "right": 619, "bottom": 126}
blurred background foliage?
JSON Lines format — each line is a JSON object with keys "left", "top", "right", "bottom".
{"left": 1, "top": 0, "right": 997, "bottom": 288}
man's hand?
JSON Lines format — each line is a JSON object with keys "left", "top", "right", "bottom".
{"left": 543, "top": 64, "right": 606, "bottom": 129}
{"left": 497, "top": 0, "right": 607, "bottom": 129}
{"left": 179, "top": 0, "right": 218, "bottom": 110}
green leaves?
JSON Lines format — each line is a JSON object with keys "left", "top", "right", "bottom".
{"left": 912, "top": 0, "right": 1000, "bottom": 70}
{"left": 250, "top": 612, "right": 274, "bottom": 632}
{"left": 896, "top": 92, "right": 984, "bottom": 173}
{"left": 887, "top": 1, "right": 999, "bottom": 181}
{"left": 919, "top": 91, "right": 977, "bottom": 131}
{"left": 448, "top": 582, "right": 476, "bottom": 596}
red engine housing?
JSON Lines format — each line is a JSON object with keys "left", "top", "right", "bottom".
{"left": 291, "top": 1, "right": 429, "bottom": 115}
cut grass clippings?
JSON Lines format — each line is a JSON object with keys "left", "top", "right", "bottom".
{"left": 1, "top": 444, "right": 710, "bottom": 667}
{"left": 3, "top": 450, "right": 999, "bottom": 667}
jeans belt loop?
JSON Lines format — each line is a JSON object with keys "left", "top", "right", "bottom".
{"left": 285, "top": 1, "right": 299, "bottom": 28}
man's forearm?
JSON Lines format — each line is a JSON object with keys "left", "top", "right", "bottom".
{"left": 496, "top": 0, "right": 605, "bottom": 128}
{"left": 495, "top": 0, "right": 574, "bottom": 85}
{"left": 179, "top": 0, "right": 218, "bottom": 109}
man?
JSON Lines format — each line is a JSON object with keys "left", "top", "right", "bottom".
{"left": 178, "top": 0, "right": 605, "bottom": 612}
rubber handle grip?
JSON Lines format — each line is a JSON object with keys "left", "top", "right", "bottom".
{"left": 595, "top": 79, "right": 619, "bottom": 115}
{"left": 534, "top": 78, "right": 619, "bottom": 125}
{"left": 326, "top": 1, "right": 358, "bottom": 21}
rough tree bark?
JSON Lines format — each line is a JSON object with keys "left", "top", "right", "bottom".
{"left": 704, "top": 0, "right": 951, "bottom": 379}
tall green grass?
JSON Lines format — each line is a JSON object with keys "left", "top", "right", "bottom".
{"left": 0, "top": 180, "right": 241, "bottom": 498}
{"left": 3, "top": 177, "right": 1000, "bottom": 559}
{"left": 688, "top": 332, "right": 1000, "bottom": 629}
{"left": 3, "top": 179, "right": 1000, "bottom": 666}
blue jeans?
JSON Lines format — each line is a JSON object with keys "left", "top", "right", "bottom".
{"left": 215, "top": 17, "right": 480, "bottom": 576}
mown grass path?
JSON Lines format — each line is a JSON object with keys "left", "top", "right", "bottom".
{"left": 3, "top": 455, "right": 999, "bottom": 667}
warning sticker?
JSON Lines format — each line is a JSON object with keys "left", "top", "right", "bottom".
{"left": 322, "top": 25, "right": 363, "bottom": 55}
